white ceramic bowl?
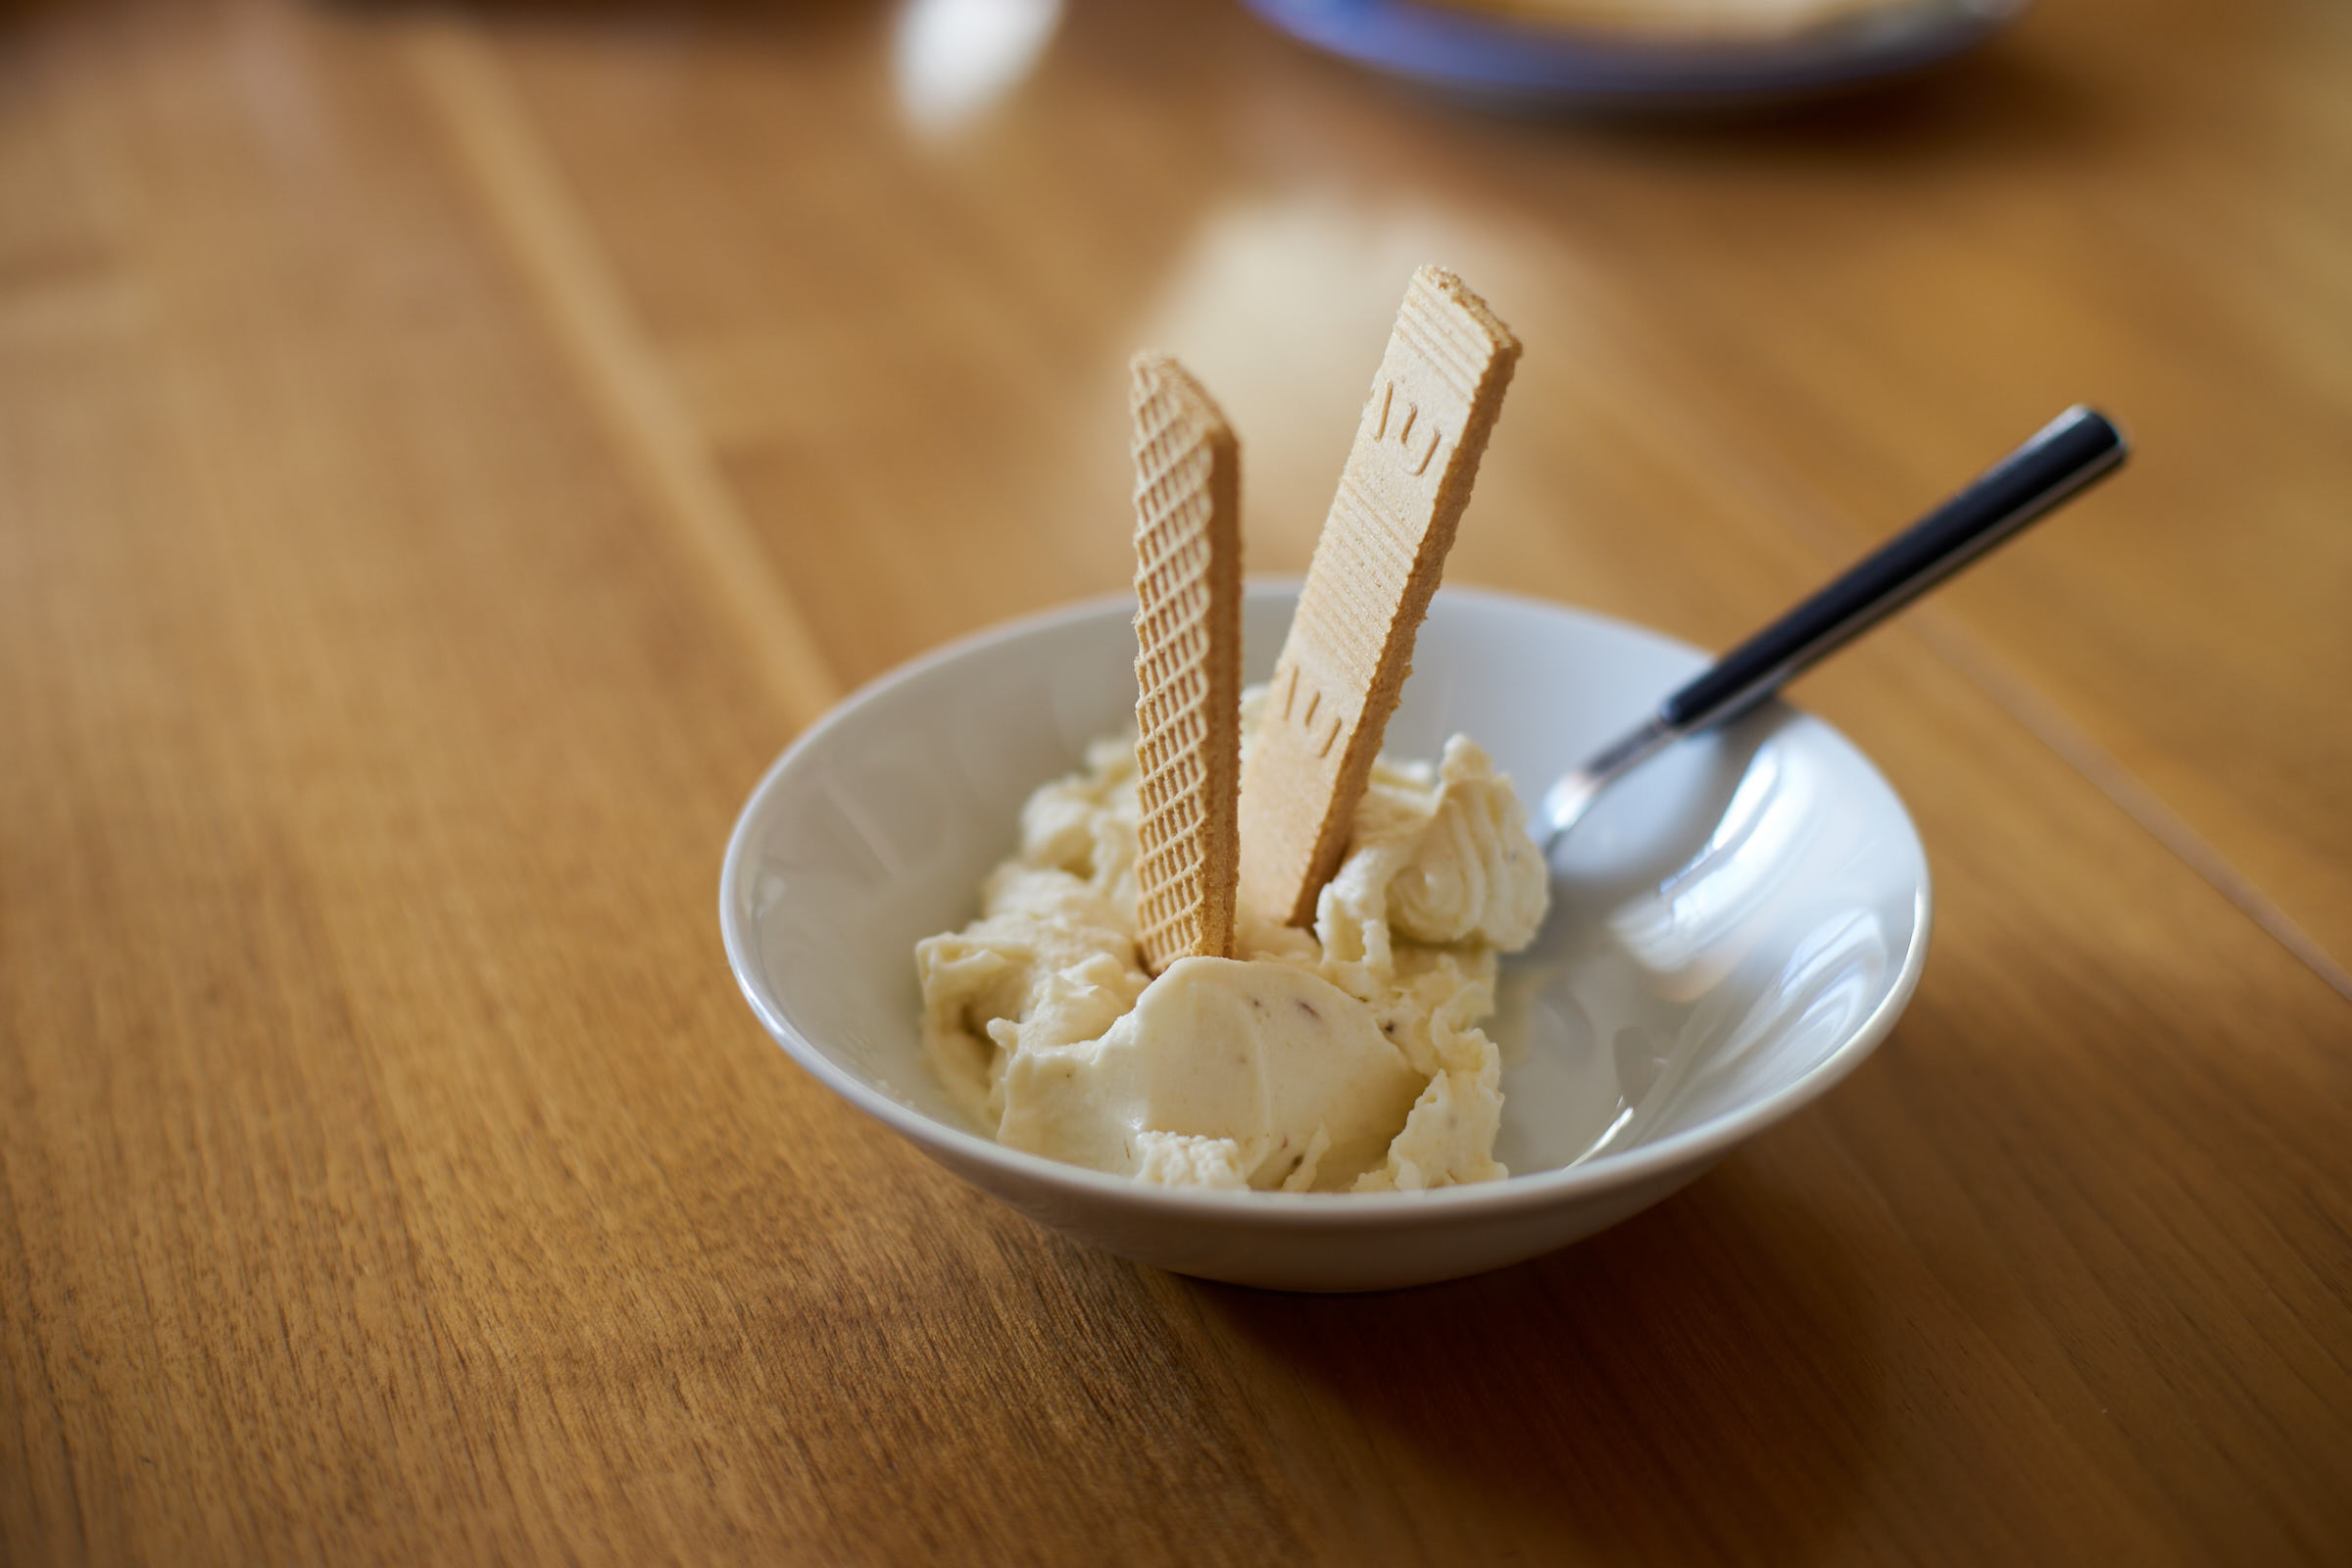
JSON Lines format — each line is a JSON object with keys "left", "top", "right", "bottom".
{"left": 720, "top": 584, "right": 1931, "bottom": 1292}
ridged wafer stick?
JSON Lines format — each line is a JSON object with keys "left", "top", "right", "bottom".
{"left": 1129, "top": 355, "right": 1244, "bottom": 974}
{"left": 1239, "top": 268, "right": 1521, "bottom": 929}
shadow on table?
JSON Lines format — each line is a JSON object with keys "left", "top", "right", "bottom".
{"left": 1573, "top": 47, "right": 2116, "bottom": 160}
{"left": 1193, "top": 1167, "right": 1885, "bottom": 1558}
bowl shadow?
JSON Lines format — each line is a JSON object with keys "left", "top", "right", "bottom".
{"left": 1192, "top": 1163, "right": 1885, "bottom": 1558}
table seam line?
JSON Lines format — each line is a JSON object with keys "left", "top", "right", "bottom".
{"left": 1897, "top": 602, "right": 2352, "bottom": 1006}
{"left": 399, "top": 16, "right": 840, "bottom": 733}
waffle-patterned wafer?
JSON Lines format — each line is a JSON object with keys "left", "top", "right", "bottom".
{"left": 1129, "top": 355, "right": 1244, "bottom": 974}
{"left": 1239, "top": 268, "right": 1521, "bottom": 929}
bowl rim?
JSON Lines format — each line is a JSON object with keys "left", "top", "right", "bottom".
{"left": 1233, "top": 0, "right": 2029, "bottom": 104}
{"left": 719, "top": 582, "right": 1933, "bottom": 1227}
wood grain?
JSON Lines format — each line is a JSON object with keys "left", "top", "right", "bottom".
{"left": 4, "top": 0, "right": 2348, "bottom": 1563}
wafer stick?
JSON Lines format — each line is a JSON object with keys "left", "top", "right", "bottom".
{"left": 1239, "top": 268, "right": 1521, "bottom": 929}
{"left": 1129, "top": 355, "right": 1244, "bottom": 975}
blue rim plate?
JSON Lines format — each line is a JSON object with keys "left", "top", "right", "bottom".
{"left": 1241, "top": 0, "right": 2030, "bottom": 106}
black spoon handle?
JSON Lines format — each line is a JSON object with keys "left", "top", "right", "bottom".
{"left": 1658, "top": 406, "right": 2130, "bottom": 733}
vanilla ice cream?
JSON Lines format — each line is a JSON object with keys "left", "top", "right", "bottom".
{"left": 915, "top": 701, "right": 1549, "bottom": 1193}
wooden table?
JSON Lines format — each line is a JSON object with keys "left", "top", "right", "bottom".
{"left": 6, "top": 0, "right": 2348, "bottom": 1560}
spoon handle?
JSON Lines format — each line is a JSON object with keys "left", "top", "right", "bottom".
{"left": 1657, "top": 406, "right": 2129, "bottom": 734}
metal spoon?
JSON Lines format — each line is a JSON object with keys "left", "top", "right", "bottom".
{"left": 1537, "top": 406, "right": 2130, "bottom": 849}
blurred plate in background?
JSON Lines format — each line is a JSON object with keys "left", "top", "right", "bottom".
{"left": 1240, "top": 0, "right": 2029, "bottom": 107}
